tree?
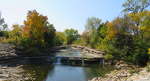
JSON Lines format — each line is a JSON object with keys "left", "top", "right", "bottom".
{"left": 54, "top": 32, "right": 66, "bottom": 46}
{"left": 139, "top": 11, "right": 150, "bottom": 40}
{"left": 127, "top": 11, "right": 150, "bottom": 38}
{"left": 23, "top": 10, "right": 56, "bottom": 47}
{"left": 64, "top": 28, "right": 79, "bottom": 44}
{"left": 81, "top": 31, "right": 90, "bottom": 45}
{"left": 9, "top": 24, "right": 22, "bottom": 44}
{"left": 0, "top": 12, "right": 7, "bottom": 31}
{"left": 105, "top": 18, "right": 134, "bottom": 61}
{"left": 44, "top": 24, "right": 56, "bottom": 47}
{"left": 0, "top": 12, "right": 8, "bottom": 37}
{"left": 85, "top": 17, "right": 101, "bottom": 32}
{"left": 85, "top": 17, "right": 102, "bottom": 48}
{"left": 122, "top": 0, "right": 150, "bottom": 13}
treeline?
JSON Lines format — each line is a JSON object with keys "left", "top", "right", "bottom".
{"left": 76, "top": 12, "right": 150, "bottom": 66}
{"left": 74, "top": 0, "right": 150, "bottom": 66}
{"left": 0, "top": 10, "right": 79, "bottom": 55}
{"left": 0, "top": 0, "right": 150, "bottom": 65}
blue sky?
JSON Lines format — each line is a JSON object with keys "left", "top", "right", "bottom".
{"left": 0, "top": 0, "right": 126, "bottom": 33}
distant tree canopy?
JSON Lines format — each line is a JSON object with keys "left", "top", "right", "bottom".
{"left": 0, "top": 13, "right": 7, "bottom": 31}
{"left": 85, "top": 17, "right": 101, "bottom": 32}
{"left": 84, "top": 17, "right": 102, "bottom": 48}
{"left": 0, "top": 13, "right": 8, "bottom": 37}
{"left": 64, "top": 28, "right": 79, "bottom": 44}
{"left": 8, "top": 24, "right": 23, "bottom": 44}
{"left": 55, "top": 32, "right": 66, "bottom": 46}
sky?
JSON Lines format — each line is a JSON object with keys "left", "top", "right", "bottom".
{"left": 0, "top": 0, "right": 126, "bottom": 33}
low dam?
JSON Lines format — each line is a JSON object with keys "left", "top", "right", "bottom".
{"left": 55, "top": 46, "right": 105, "bottom": 65}
{"left": 45, "top": 46, "right": 111, "bottom": 81}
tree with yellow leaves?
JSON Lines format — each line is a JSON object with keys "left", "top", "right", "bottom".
{"left": 22, "top": 10, "right": 55, "bottom": 48}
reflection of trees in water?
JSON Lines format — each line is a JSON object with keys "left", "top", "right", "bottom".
{"left": 83, "top": 65, "right": 115, "bottom": 80}
{"left": 22, "top": 64, "right": 54, "bottom": 81}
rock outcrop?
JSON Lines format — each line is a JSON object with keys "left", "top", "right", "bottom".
{"left": 0, "top": 43, "right": 16, "bottom": 57}
{"left": 0, "top": 43, "right": 29, "bottom": 81}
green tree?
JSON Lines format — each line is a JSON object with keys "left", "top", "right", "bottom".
{"left": 44, "top": 24, "right": 56, "bottom": 47}
{"left": 9, "top": 24, "right": 22, "bottom": 44}
{"left": 85, "top": 17, "right": 102, "bottom": 48}
{"left": 54, "top": 32, "right": 66, "bottom": 46}
{"left": 64, "top": 28, "right": 79, "bottom": 44}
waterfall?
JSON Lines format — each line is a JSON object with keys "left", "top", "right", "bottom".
{"left": 55, "top": 57, "right": 62, "bottom": 64}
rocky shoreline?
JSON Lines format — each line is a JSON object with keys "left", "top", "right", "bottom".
{"left": 0, "top": 43, "right": 26, "bottom": 81}
{"left": 0, "top": 64, "right": 26, "bottom": 81}
{"left": 90, "top": 61, "right": 150, "bottom": 81}
{"left": 72, "top": 45, "right": 105, "bottom": 55}
{"left": 0, "top": 43, "right": 64, "bottom": 81}
{"left": 0, "top": 43, "right": 17, "bottom": 57}
{"left": 0, "top": 43, "right": 60, "bottom": 81}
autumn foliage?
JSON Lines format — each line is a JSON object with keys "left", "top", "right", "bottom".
{"left": 22, "top": 10, "right": 56, "bottom": 48}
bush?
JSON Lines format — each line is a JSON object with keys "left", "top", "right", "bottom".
{"left": 104, "top": 54, "right": 114, "bottom": 61}
{"left": 24, "top": 47, "right": 41, "bottom": 56}
{"left": 132, "top": 53, "right": 149, "bottom": 66}
{"left": 146, "top": 63, "right": 150, "bottom": 72}
{"left": 0, "top": 31, "right": 9, "bottom": 37}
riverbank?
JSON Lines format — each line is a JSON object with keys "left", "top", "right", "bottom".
{"left": 90, "top": 61, "right": 150, "bottom": 81}
{"left": 72, "top": 45, "right": 150, "bottom": 81}
{"left": 1, "top": 43, "right": 150, "bottom": 81}
{"left": 0, "top": 43, "right": 52, "bottom": 81}
{"left": 71, "top": 45, "right": 105, "bottom": 55}
{"left": 0, "top": 43, "right": 106, "bottom": 81}
{"left": 0, "top": 64, "right": 28, "bottom": 81}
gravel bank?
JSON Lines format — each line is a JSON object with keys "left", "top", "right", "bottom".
{"left": 90, "top": 62, "right": 150, "bottom": 81}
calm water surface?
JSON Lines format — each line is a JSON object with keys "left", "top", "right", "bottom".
{"left": 22, "top": 48, "right": 114, "bottom": 81}
{"left": 45, "top": 64, "right": 113, "bottom": 81}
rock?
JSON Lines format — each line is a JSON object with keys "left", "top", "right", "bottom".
{"left": 0, "top": 78, "right": 7, "bottom": 81}
{"left": 0, "top": 74, "right": 9, "bottom": 78}
{"left": 90, "top": 65, "right": 150, "bottom": 81}
{"left": 0, "top": 65, "right": 28, "bottom": 81}
{"left": 1, "top": 67, "right": 7, "bottom": 69}
{"left": 0, "top": 43, "right": 17, "bottom": 58}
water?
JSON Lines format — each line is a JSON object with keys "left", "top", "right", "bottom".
{"left": 55, "top": 57, "right": 61, "bottom": 65}
{"left": 45, "top": 64, "right": 113, "bottom": 81}
{"left": 22, "top": 64, "right": 113, "bottom": 81}
{"left": 21, "top": 47, "right": 114, "bottom": 81}
{"left": 46, "top": 65, "right": 89, "bottom": 81}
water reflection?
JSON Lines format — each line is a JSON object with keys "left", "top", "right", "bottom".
{"left": 46, "top": 65, "right": 87, "bottom": 81}
{"left": 20, "top": 64, "right": 113, "bottom": 81}
{"left": 20, "top": 47, "right": 114, "bottom": 81}
{"left": 45, "top": 64, "right": 114, "bottom": 81}
{"left": 22, "top": 64, "right": 54, "bottom": 81}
